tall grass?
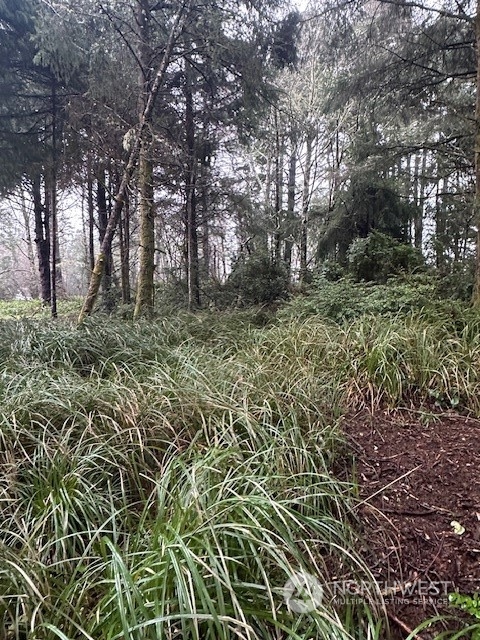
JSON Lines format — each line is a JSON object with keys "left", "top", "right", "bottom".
{"left": 0, "top": 313, "right": 383, "bottom": 639}
{"left": 1, "top": 306, "right": 478, "bottom": 638}
{"left": 338, "top": 310, "right": 480, "bottom": 411}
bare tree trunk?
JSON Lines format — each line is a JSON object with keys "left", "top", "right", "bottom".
{"left": 435, "top": 176, "right": 446, "bottom": 272}
{"left": 274, "top": 110, "right": 283, "bottom": 263}
{"left": 120, "top": 195, "right": 131, "bottom": 304}
{"left": 404, "top": 154, "right": 412, "bottom": 242}
{"left": 413, "top": 152, "right": 424, "bottom": 250}
{"left": 184, "top": 58, "right": 200, "bottom": 310}
{"left": 134, "top": 0, "right": 156, "bottom": 319}
{"left": 260, "top": 154, "right": 272, "bottom": 252}
{"left": 45, "top": 169, "right": 56, "bottom": 313}
{"left": 49, "top": 77, "right": 59, "bottom": 318}
{"left": 299, "top": 132, "right": 313, "bottom": 283}
{"left": 78, "top": 1, "right": 189, "bottom": 324}
{"left": 86, "top": 158, "right": 95, "bottom": 273}
{"left": 134, "top": 146, "right": 155, "bottom": 317}
{"left": 97, "top": 168, "right": 114, "bottom": 308}
{"left": 199, "top": 143, "right": 211, "bottom": 277}
{"left": 202, "top": 214, "right": 210, "bottom": 277}
{"left": 33, "top": 174, "right": 51, "bottom": 305}
{"left": 54, "top": 236, "right": 65, "bottom": 299}
{"left": 328, "top": 120, "right": 342, "bottom": 212}
{"left": 283, "top": 133, "right": 297, "bottom": 278}
{"left": 221, "top": 235, "right": 227, "bottom": 280}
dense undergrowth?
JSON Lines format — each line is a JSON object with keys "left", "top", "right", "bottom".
{"left": 1, "top": 280, "right": 479, "bottom": 638}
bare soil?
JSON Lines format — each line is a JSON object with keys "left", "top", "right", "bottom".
{"left": 341, "top": 409, "right": 480, "bottom": 638}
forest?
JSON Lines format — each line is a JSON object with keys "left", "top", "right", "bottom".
{"left": 0, "top": 0, "right": 479, "bottom": 638}
{"left": 0, "top": 0, "right": 478, "bottom": 312}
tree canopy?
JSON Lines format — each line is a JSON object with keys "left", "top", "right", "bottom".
{"left": 0, "top": 0, "right": 479, "bottom": 312}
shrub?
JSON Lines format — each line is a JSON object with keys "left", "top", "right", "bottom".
{"left": 154, "top": 278, "right": 190, "bottom": 312}
{"left": 279, "top": 273, "right": 475, "bottom": 325}
{"left": 433, "top": 263, "right": 474, "bottom": 302}
{"left": 347, "top": 231, "right": 424, "bottom": 283}
{"left": 224, "top": 252, "right": 289, "bottom": 306}
{"left": 279, "top": 275, "right": 438, "bottom": 323}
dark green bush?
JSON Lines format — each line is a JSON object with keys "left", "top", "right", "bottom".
{"left": 223, "top": 252, "right": 289, "bottom": 306}
{"left": 154, "top": 279, "right": 190, "bottom": 312}
{"left": 316, "top": 260, "right": 346, "bottom": 282}
{"left": 347, "top": 231, "right": 424, "bottom": 283}
{"left": 278, "top": 273, "right": 473, "bottom": 324}
{"left": 433, "top": 263, "right": 474, "bottom": 301}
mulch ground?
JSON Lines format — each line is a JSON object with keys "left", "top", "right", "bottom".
{"left": 341, "top": 409, "right": 480, "bottom": 638}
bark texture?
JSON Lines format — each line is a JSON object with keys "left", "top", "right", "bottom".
{"left": 134, "top": 0, "right": 156, "bottom": 319}
{"left": 97, "top": 168, "right": 113, "bottom": 308}
{"left": 33, "top": 174, "right": 51, "bottom": 305}
{"left": 299, "top": 132, "right": 313, "bottom": 283}
{"left": 184, "top": 59, "right": 200, "bottom": 309}
{"left": 134, "top": 147, "right": 155, "bottom": 318}
{"left": 283, "top": 134, "right": 297, "bottom": 277}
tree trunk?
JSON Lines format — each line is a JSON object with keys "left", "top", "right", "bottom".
{"left": 86, "top": 159, "right": 95, "bottom": 273}
{"left": 184, "top": 58, "right": 200, "bottom": 310}
{"left": 97, "top": 168, "right": 114, "bottom": 309}
{"left": 199, "top": 143, "right": 211, "bottom": 277}
{"left": 283, "top": 133, "right": 297, "bottom": 278}
{"left": 413, "top": 152, "right": 424, "bottom": 250}
{"left": 202, "top": 214, "right": 210, "bottom": 277}
{"left": 134, "top": 146, "right": 155, "bottom": 317}
{"left": 404, "top": 154, "right": 412, "bottom": 242}
{"left": 78, "top": 2, "right": 189, "bottom": 324}
{"left": 49, "top": 77, "right": 58, "bottom": 318}
{"left": 300, "top": 132, "right": 313, "bottom": 283}
{"left": 260, "top": 154, "right": 272, "bottom": 253}
{"left": 33, "top": 174, "right": 51, "bottom": 305}
{"left": 134, "top": 0, "right": 156, "bottom": 319}
{"left": 120, "top": 195, "right": 131, "bottom": 304}
{"left": 328, "top": 120, "right": 342, "bottom": 212}
{"left": 54, "top": 235, "right": 65, "bottom": 299}
{"left": 473, "top": 0, "right": 480, "bottom": 305}
{"left": 274, "top": 110, "right": 283, "bottom": 264}
{"left": 435, "top": 176, "right": 446, "bottom": 272}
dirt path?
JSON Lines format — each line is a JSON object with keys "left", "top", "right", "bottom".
{"left": 342, "top": 409, "right": 480, "bottom": 638}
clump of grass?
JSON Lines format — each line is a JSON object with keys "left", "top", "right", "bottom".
{"left": 0, "top": 313, "right": 386, "bottom": 639}
{"left": 0, "top": 425, "right": 381, "bottom": 639}
{"left": 336, "top": 311, "right": 480, "bottom": 411}
{"left": 2, "top": 302, "right": 479, "bottom": 638}
{"left": 0, "top": 298, "right": 83, "bottom": 320}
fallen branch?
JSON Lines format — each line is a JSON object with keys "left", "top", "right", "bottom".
{"left": 351, "top": 464, "right": 423, "bottom": 512}
{"left": 388, "top": 612, "right": 426, "bottom": 640}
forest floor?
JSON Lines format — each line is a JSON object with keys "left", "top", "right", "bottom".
{"left": 342, "top": 409, "right": 480, "bottom": 638}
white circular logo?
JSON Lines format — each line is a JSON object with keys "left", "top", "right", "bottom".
{"left": 283, "top": 570, "right": 324, "bottom": 613}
